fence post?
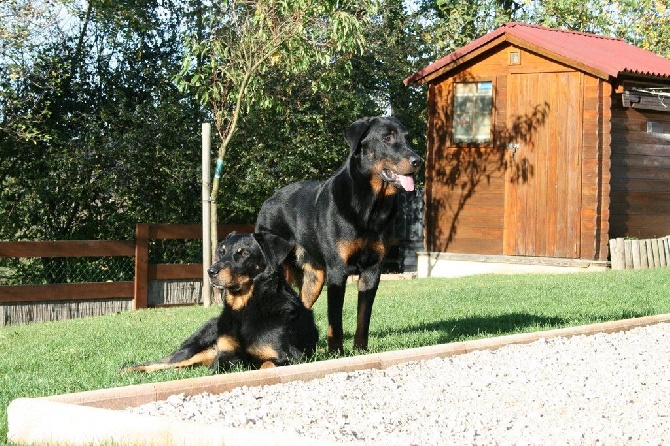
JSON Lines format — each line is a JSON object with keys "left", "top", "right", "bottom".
{"left": 640, "top": 240, "right": 649, "bottom": 269}
{"left": 202, "top": 123, "right": 212, "bottom": 307}
{"left": 134, "top": 223, "right": 149, "bottom": 309}
{"left": 631, "top": 240, "right": 640, "bottom": 270}
{"left": 624, "top": 239, "right": 633, "bottom": 270}
{"left": 657, "top": 239, "right": 667, "bottom": 267}
{"left": 651, "top": 238, "right": 663, "bottom": 268}
{"left": 609, "top": 237, "right": 625, "bottom": 270}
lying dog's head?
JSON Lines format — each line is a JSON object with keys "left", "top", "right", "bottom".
{"left": 207, "top": 232, "right": 293, "bottom": 310}
{"left": 344, "top": 116, "right": 422, "bottom": 193}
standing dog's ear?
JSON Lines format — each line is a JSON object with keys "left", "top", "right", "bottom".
{"left": 252, "top": 233, "right": 293, "bottom": 272}
{"left": 344, "top": 117, "right": 372, "bottom": 153}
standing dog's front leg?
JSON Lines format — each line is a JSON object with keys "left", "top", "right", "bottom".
{"left": 326, "top": 278, "right": 347, "bottom": 354}
{"left": 354, "top": 266, "right": 381, "bottom": 350}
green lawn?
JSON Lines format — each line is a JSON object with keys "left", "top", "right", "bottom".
{"left": 2, "top": 268, "right": 669, "bottom": 443}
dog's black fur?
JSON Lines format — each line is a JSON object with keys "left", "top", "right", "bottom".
{"left": 256, "top": 116, "right": 421, "bottom": 353}
{"left": 125, "top": 232, "right": 318, "bottom": 372}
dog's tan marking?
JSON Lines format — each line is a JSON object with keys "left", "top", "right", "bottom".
{"left": 247, "top": 344, "right": 279, "bottom": 365}
{"left": 337, "top": 239, "right": 385, "bottom": 264}
{"left": 124, "top": 349, "right": 217, "bottom": 373}
{"left": 225, "top": 284, "right": 254, "bottom": 311}
{"left": 301, "top": 263, "right": 325, "bottom": 309}
{"left": 371, "top": 240, "right": 385, "bottom": 258}
{"left": 216, "top": 267, "right": 254, "bottom": 310}
{"left": 216, "top": 335, "right": 240, "bottom": 352}
{"left": 124, "top": 335, "right": 239, "bottom": 373}
{"left": 370, "top": 163, "right": 398, "bottom": 196}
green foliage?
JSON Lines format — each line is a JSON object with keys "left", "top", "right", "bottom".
{"left": 214, "top": 58, "right": 384, "bottom": 221}
{"left": 430, "top": 0, "right": 516, "bottom": 52}
{"left": 0, "top": 0, "right": 206, "bottom": 242}
{"left": 1, "top": 269, "right": 669, "bottom": 441}
{"left": 175, "top": 1, "right": 371, "bottom": 158}
{"left": 429, "top": 0, "right": 670, "bottom": 58}
{"left": 614, "top": 0, "right": 670, "bottom": 57}
{"left": 528, "top": 0, "right": 616, "bottom": 32}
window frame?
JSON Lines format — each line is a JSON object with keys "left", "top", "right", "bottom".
{"left": 451, "top": 80, "right": 494, "bottom": 146}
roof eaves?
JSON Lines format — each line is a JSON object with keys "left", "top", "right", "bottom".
{"left": 403, "top": 30, "right": 508, "bottom": 86}
{"left": 620, "top": 69, "right": 670, "bottom": 80}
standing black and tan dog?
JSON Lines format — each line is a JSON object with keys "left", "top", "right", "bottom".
{"left": 125, "top": 232, "right": 318, "bottom": 372}
{"left": 256, "top": 116, "right": 421, "bottom": 353}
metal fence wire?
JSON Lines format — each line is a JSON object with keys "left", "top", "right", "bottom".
{"left": 149, "top": 239, "right": 203, "bottom": 264}
{"left": 0, "top": 256, "right": 135, "bottom": 286}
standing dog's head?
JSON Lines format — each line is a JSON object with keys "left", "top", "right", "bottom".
{"left": 207, "top": 232, "right": 292, "bottom": 310}
{"left": 344, "top": 116, "right": 422, "bottom": 193}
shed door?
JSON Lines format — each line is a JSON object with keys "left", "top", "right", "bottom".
{"left": 503, "top": 71, "right": 582, "bottom": 258}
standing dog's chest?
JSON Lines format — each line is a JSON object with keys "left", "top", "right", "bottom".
{"left": 336, "top": 237, "right": 386, "bottom": 268}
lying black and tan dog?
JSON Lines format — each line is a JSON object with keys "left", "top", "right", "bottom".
{"left": 256, "top": 116, "right": 421, "bottom": 353}
{"left": 125, "top": 232, "right": 318, "bottom": 372}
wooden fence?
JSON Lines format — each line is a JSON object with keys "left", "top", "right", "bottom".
{"left": 0, "top": 223, "right": 253, "bottom": 325}
{"left": 608, "top": 236, "right": 670, "bottom": 270}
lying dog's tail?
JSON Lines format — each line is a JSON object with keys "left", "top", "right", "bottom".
{"left": 122, "top": 317, "right": 223, "bottom": 373}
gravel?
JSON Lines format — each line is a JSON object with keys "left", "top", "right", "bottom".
{"left": 129, "top": 323, "right": 670, "bottom": 445}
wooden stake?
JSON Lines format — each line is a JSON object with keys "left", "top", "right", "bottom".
{"left": 202, "top": 123, "right": 212, "bottom": 307}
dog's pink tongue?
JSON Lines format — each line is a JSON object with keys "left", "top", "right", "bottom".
{"left": 398, "top": 175, "right": 414, "bottom": 191}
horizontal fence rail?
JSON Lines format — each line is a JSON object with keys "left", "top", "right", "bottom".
{"left": 0, "top": 282, "right": 135, "bottom": 304}
{"left": 0, "top": 240, "right": 136, "bottom": 258}
{"left": 609, "top": 236, "right": 670, "bottom": 270}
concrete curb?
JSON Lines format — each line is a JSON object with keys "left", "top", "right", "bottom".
{"left": 8, "top": 314, "right": 670, "bottom": 445}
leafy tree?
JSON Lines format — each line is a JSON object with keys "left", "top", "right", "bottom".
{"left": 175, "top": 0, "right": 374, "bottom": 258}
{"left": 422, "top": 0, "right": 670, "bottom": 58}
{"left": 215, "top": 57, "right": 383, "bottom": 223}
{"left": 0, "top": 0, "right": 205, "bottom": 244}
{"left": 609, "top": 0, "right": 670, "bottom": 57}
{"left": 0, "top": 0, "right": 61, "bottom": 143}
{"left": 426, "top": 0, "right": 518, "bottom": 52}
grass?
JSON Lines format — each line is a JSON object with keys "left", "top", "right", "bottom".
{"left": 2, "top": 268, "right": 669, "bottom": 443}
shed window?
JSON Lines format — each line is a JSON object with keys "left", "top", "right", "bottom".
{"left": 452, "top": 81, "right": 493, "bottom": 143}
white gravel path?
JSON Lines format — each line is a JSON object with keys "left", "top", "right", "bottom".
{"left": 129, "top": 323, "right": 670, "bottom": 445}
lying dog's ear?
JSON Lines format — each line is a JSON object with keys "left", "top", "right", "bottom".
{"left": 252, "top": 233, "right": 293, "bottom": 272}
{"left": 344, "top": 117, "right": 372, "bottom": 153}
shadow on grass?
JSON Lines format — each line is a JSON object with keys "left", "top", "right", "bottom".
{"left": 371, "top": 310, "right": 653, "bottom": 347}
{"left": 403, "top": 313, "right": 567, "bottom": 344}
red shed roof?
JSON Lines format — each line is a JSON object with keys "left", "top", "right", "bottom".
{"left": 405, "top": 22, "right": 670, "bottom": 85}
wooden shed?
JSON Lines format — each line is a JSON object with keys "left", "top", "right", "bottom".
{"left": 404, "top": 22, "right": 670, "bottom": 277}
